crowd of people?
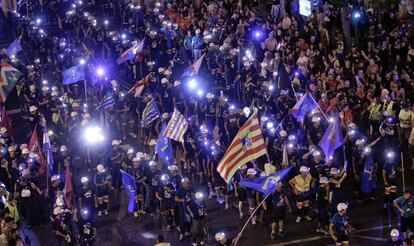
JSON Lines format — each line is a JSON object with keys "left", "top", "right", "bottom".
{"left": 1, "top": 0, "right": 414, "bottom": 245}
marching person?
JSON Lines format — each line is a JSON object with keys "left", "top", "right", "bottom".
{"left": 77, "top": 208, "right": 96, "bottom": 246}
{"left": 156, "top": 174, "right": 176, "bottom": 231}
{"left": 316, "top": 177, "right": 330, "bottom": 234}
{"left": 289, "top": 166, "right": 312, "bottom": 223}
{"left": 270, "top": 182, "right": 292, "bottom": 239}
{"left": 94, "top": 164, "right": 111, "bottom": 216}
{"left": 187, "top": 192, "right": 207, "bottom": 246}
{"left": 330, "top": 203, "right": 350, "bottom": 246}
{"left": 393, "top": 189, "right": 414, "bottom": 239}
{"left": 383, "top": 151, "right": 398, "bottom": 210}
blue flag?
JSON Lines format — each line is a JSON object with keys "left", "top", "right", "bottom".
{"left": 156, "top": 123, "right": 173, "bottom": 167}
{"left": 120, "top": 170, "right": 137, "bottom": 213}
{"left": 360, "top": 155, "right": 377, "bottom": 194}
{"left": 5, "top": 40, "right": 23, "bottom": 58}
{"left": 141, "top": 99, "right": 160, "bottom": 127}
{"left": 42, "top": 131, "right": 54, "bottom": 175}
{"left": 290, "top": 92, "right": 317, "bottom": 121}
{"left": 240, "top": 166, "right": 293, "bottom": 194}
{"left": 318, "top": 117, "right": 344, "bottom": 161}
{"left": 62, "top": 65, "right": 86, "bottom": 85}
{"left": 95, "top": 92, "right": 115, "bottom": 111}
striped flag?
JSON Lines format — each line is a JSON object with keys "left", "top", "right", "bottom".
{"left": 117, "top": 39, "right": 145, "bottom": 65}
{"left": 29, "top": 126, "right": 46, "bottom": 174}
{"left": 217, "top": 109, "right": 267, "bottom": 183}
{"left": 182, "top": 54, "right": 204, "bottom": 77}
{"left": 141, "top": 99, "right": 160, "bottom": 127}
{"left": 0, "top": 62, "right": 23, "bottom": 103}
{"left": 164, "top": 108, "right": 188, "bottom": 143}
{"left": 96, "top": 92, "right": 115, "bottom": 111}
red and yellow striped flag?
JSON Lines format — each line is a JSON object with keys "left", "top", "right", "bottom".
{"left": 217, "top": 109, "right": 267, "bottom": 183}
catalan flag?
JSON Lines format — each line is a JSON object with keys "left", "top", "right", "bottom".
{"left": 164, "top": 108, "right": 188, "bottom": 143}
{"left": 217, "top": 109, "right": 267, "bottom": 183}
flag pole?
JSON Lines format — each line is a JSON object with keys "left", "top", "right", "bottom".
{"left": 401, "top": 152, "right": 405, "bottom": 191}
{"left": 309, "top": 92, "right": 328, "bottom": 121}
{"left": 234, "top": 191, "right": 272, "bottom": 246}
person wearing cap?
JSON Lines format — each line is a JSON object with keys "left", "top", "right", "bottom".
{"left": 15, "top": 174, "right": 42, "bottom": 227}
{"left": 0, "top": 127, "right": 12, "bottom": 148}
{"left": 307, "top": 116, "right": 324, "bottom": 146}
{"left": 187, "top": 192, "right": 207, "bottom": 246}
{"left": 51, "top": 206, "right": 72, "bottom": 244}
{"left": 77, "top": 176, "right": 97, "bottom": 220}
{"left": 289, "top": 166, "right": 312, "bottom": 223}
{"left": 192, "top": 29, "right": 204, "bottom": 61}
{"left": 172, "top": 80, "right": 187, "bottom": 115}
{"left": 159, "top": 77, "right": 174, "bottom": 114}
{"left": 203, "top": 92, "right": 218, "bottom": 131}
{"left": 48, "top": 174, "right": 64, "bottom": 203}
{"left": 175, "top": 177, "right": 194, "bottom": 240}
{"left": 131, "top": 158, "right": 146, "bottom": 217}
{"left": 27, "top": 105, "right": 44, "bottom": 131}
{"left": 385, "top": 228, "right": 403, "bottom": 246}
{"left": 383, "top": 150, "right": 399, "bottom": 210}
{"left": 316, "top": 177, "right": 330, "bottom": 234}
{"left": 270, "top": 182, "right": 292, "bottom": 239}
{"left": 394, "top": 189, "right": 414, "bottom": 239}
{"left": 109, "top": 139, "right": 124, "bottom": 190}
{"left": 329, "top": 203, "right": 350, "bottom": 245}
{"left": 329, "top": 167, "right": 347, "bottom": 214}
{"left": 145, "top": 161, "right": 161, "bottom": 216}
{"left": 77, "top": 207, "right": 97, "bottom": 246}
{"left": 380, "top": 114, "right": 398, "bottom": 147}
{"left": 156, "top": 174, "right": 176, "bottom": 231}
{"left": 4, "top": 195, "right": 19, "bottom": 225}
{"left": 94, "top": 164, "right": 111, "bottom": 216}
{"left": 168, "top": 165, "right": 182, "bottom": 190}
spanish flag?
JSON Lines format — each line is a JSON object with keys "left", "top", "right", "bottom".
{"left": 217, "top": 109, "right": 267, "bottom": 183}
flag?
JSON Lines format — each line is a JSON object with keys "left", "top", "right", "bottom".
{"left": 0, "top": 62, "right": 23, "bottom": 103}
{"left": 182, "top": 54, "right": 204, "bottom": 77}
{"left": 281, "top": 144, "right": 288, "bottom": 168}
{"left": 62, "top": 64, "right": 86, "bottom": 85}
{"left": 141, "top": 99, "right": 160, "bottom": 127}
{"left": 5, "top": 39, "right": 23, "bottom": 58}
{"left": 0, "top": 107, "right": 12, "bottom": 135}
{"left": 29, "top": 126, "right": 46, "bottom": 174}
{"left": 96, "top": 92, "right": 115, "bottom": 111}
{"left": 43, "top": 131, "right": 54, "bottom": 174}
{"left": 290, "top": 92, "right": 318, "bottom": 121}
{"left": 128, "top": 74, "right": 150, "bottom": 98}
{"left": 360, "top": 155, "right": 376, "bottom": 194}
{"left": 156, "top": 123, "right": 173, "bottom": 166}
{"left": 120, "top": 170, "right": 137, "bottom": 213}
{"left": 164, "top": 108, "right": 188, "bottom": 143}
{"left": 240, "top": 166, "right": 293, "bottom": 194}
{"left": 117, "top": 39, "right": 145, "bottom": 65}
{"left": 318, "top": 117, "right": 344, "bottom": 161}
{"left": 217, "top": 109, "right": 267, "bottom": 183}
{"left": 64, "top": 162, "right": 73, "bottom": 209}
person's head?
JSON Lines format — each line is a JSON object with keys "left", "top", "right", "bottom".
{"left": 390, "top": 228, "right": 399, "bottom": 241}
{"left": 299, "top": 166, "right": 310, "bottom": 178}
{"left": 275, "top": 182, "right": 283, "bottom": 192}
{"left": 215, "top": 232, "right": 226, "bottom": 243}
{"left": 181, "top": 177, "right": 190, "bottom": 189}
{"left": 319, "top": 177, "right": 329, "bottom": 188}
{"left": 168, "top": 165, "right": 178, "bottom": 175}
{"left": 81, "top": 176, "right": 89, "bottom": 188}
{"left": 246, "top": 168, "right": 257, "bottom": 178}
{"left": 403, "top": 188, "right": 412, "bottom": 199}
{"left": 337, "top": 203, "right": 347, "bottom": 216}
{"left": 157, "top": 234, "right": 165, "bottom": 243}
{"left": 195, "top": 192, "right": 204, "bottom": 201}
{"left": 149, "top": 161, "right": 158, "bottom": 171}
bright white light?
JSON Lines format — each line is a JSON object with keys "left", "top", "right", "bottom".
{"left": 42, "top": 80, "right": 48, "bottom": 85}
{"left": 229, "top": 104, "right": 235, "bottom": 110}
{"left": 266, "top": 122, "right": 274, "bottom": 129}
{"left": 36, "top": 18, "right": 41, "bottom": 24}
{"left": 387, "top": 152, "right": 394, "bottom": 158}
{"left": 243, "top": 107, "right": 251, "bottom": 117}
{"left": 121, "top": 33, "right": 127, "bottom": 40}
{"left": 84, "top": 126, "right": 105, "bottom": 144}
{"left": 96, "top": 67, "right": 105, "bottom": 76}
{"left": 329, "top": 117, "right": 335, "bottom": 123}
{"left": 273, "top": 71, "right": 278, "bottom": 77}
{"left": 269, "top": 85, "right": 274, "bottom": 91}
{"left": 188, "top": 79, "right": 197, "bottom": 89}
{"left": 196, "top": 89, "right": 203, "bottom": 96}
{"left": 104, "top": 20, "right": 109, "bottom": 25}
{"left": 79, "top": 58, "right": 86, "bottom": 65}
{"left": 363, "top": 147, "right": 371, "bottom": 154}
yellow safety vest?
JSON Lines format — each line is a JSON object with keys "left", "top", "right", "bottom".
{"left": 294, "top": 175, "right": 311, "bottom": 192}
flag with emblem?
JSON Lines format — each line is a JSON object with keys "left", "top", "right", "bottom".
{"left": 290, "top": 92, "right": 318, "bottom": 121}
{"left": 5, "top": 39, "right": 23, "bottom": 58}
{"left": 29, "top": 126, "right": 46, "bottom": 174}
{"left": 141, "top": 99, "right": 160, "bottom": 127}
{"left": 156, "top": 123, "right": 173, "bottom": 167}
{"left": 217, "top": 108, "right": 267, "bottom": 183}
{"left": 318, "top": 117, "right": 344, "bottom": 162}
{"left": 62, "top": 64, "right": 86, "bottom": 85}
{"left": 182, "top": 54, "right": 204, "bottom": 77}
{"left": 0, "top": 62, "right": 22, "bottom": 103}
{"left": 117, "top": 39, "right": 145, "bottom": 65}
{"left": 120, "top": 170, "right": 137, "bottom": 213}
{"left": 240, "top": 166, "right": 293, "bottom": 194}
{"left": 164, "top": 108, "right": 188, "bottom": 143}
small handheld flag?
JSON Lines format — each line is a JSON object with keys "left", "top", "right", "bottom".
{"left": 318, "top": 117, "right": 344, "bottom": 161}
{"left": 62, "top": 65, "right": 86, "bottom": 85}
{"left": 117, "top": 39, "right": 145, "bottom": 65}
{"left": 290, "top": 92, "right": 318, "bottom": 121}
{"left": 164, "top": 108, "right": 188, "bottom": 143}
{"left": 5, "top": 39, "right": 23, "bottom": 58}
{"left": 141, "top": 99, "right": 160, "bottom": 127}
{"left": 182, "top": 54, "right": 204, "bottom": 77}
{"left": 156, "top": 123, "right": 173, "bottom": 167}
{"left": 240, "top": 166, "right": 293, "bottom": 194}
